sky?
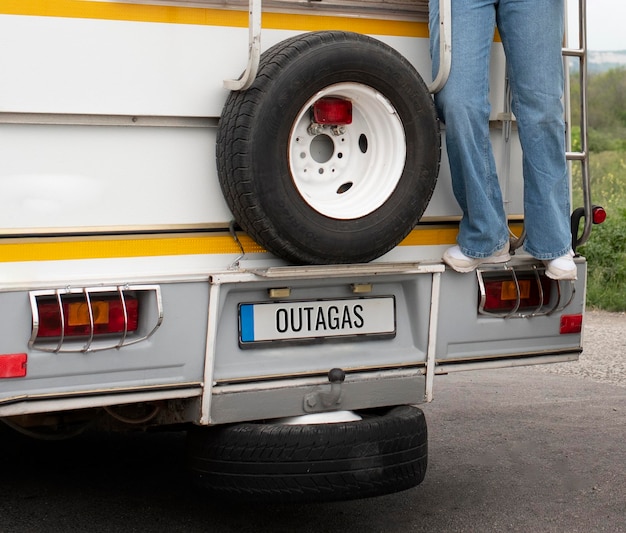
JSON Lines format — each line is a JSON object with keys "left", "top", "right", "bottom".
{"left": 567, "top": 0, "right": 626, "bottom": 51}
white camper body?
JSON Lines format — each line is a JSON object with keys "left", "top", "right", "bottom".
{"left": 0, "top": 0, "right": 592, "bottom": 501}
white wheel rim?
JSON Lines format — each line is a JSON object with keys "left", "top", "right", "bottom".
{"left": 288, "top": 82, "right": 406, "bottom": 219}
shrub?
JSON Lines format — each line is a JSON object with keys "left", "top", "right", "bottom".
{"left": 570, "top": 152, "right": 626, "bottom": 213}
{"left": 578, "top": 208, "right": 626, "bottom": 311}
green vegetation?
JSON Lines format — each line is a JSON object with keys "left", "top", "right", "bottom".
{"left": 569, "top": 67, "right": 626, "bottom": 311}
{"left": 578, "top": 209, "right": 626, "bottom": 311}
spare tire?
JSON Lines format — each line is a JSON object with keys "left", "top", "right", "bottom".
{"left": 186, "top": 405, "right": 428, "bottom": 503}
{"left": 217, "top": 31, "right": 440, "bottom": 264}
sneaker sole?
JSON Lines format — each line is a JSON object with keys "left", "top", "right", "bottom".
{"left": 544, "top": 268, "right": 577, "bottom": 281}
{"left": 443, "top": 252, "right": 511, "bottom": 273}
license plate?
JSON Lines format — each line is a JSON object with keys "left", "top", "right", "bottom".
{"left": 239, "top": 296, "right": 396, "bottom": 345}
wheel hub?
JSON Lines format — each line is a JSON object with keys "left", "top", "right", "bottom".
{"left": 289, "top": 82, "right": 407, "bottom": 219}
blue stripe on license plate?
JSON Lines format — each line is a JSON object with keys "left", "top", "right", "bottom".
{"left": 240, "top": 304, "right": 255, "bottom": 342}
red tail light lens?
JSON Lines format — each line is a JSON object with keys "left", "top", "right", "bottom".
{"left": 481, "top": 274, "right": 552, "bottom": 314}
{"left": 313, "top": 97, "right": 353, "bottom": 125}
{"left": 0, "top": 353, "right": 27, "bottom": 378}
{"left": 36, "top": 294, "right": 138, "bottom": 338}
{"left": 592, "top": 206, "right": 607, "bottom": 225}
{"left": 560, "top": 314, "right": 583, "bottom": 334}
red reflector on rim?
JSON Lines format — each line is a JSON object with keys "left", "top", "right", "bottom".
{"left": 0, "top": 353, "right": 27, "bottom": 378}
{"left": 560, "top": 314, "right": 583, "bottom": 334}
{"left": 313, "top": 97, "right": 353, "bottom": 125}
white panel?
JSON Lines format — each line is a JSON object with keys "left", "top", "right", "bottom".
{"left": 423, "top": 128, "right": 524, "bottom": 220}
{"left": 0, "top": 14, "right": 441, "bottom": 117}
{"left": 0, "top": 12, "right": 515, "bottom": 228}
{"left": 0, "top": 123, "right": 232, "bottom": 229}
{"left": 0, "top": 15, "right": 247, "bottom": 116}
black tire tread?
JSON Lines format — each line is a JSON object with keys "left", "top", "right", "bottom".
{"left": 217, "top": 31, "right": 440, "bottom": 264}
{"left": 187, "top": 406, "right": 427, "bottom": 502}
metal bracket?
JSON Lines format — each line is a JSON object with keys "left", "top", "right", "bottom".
{"left": 224, "top": 0, "right": 262, "bottom": 91}
{"left": 303, "top": 368, "right": 345, "bottom": 413}
{"left": 429, "top": 0, "right": 452, "bottom": 94}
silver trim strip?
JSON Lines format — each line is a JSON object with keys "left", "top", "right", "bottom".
{"left": 0, "top": 386, "right": 202, "bottom": 418}
{"left": 424, "top": 271, "right": 441, "bottom": 402}
{"left": 0, "top": 112, "right": 217, "bottom": 128}
{"left": 434, "top": 353, "right": 580, "bottom": 374}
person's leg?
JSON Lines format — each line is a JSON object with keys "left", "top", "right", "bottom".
{"left": 430, "top": 0, "right": 510, "bottom": 259}
{"left": 496, "top": 0, "right": 573, "bottom": 263}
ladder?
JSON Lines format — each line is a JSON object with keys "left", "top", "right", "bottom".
{"left": 563, "top": 0, "right": 597, "bottom": 251}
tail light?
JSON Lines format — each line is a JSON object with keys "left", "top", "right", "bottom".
{"left": 592, "top": 205, "right": 607, "bottom": 224}
{"left": 478, "top": 268, "right": 579, "bottom": 332}
{"left": 0, "top": 353, "right": 27, "bottom": 379}
{"left": 313, "top": 97, "right": 353, "bottom": 125}
{"left": 35, "top": 293, "right": 139, "bottom": 338}
{"left": 480, "top": 273, "right": 552, "bottom": 315}
{"left": 560, "top": 314, "right": 583, "bottom": 334}
{"left": 29, "top": 285, "right": 163, "bottom": 353}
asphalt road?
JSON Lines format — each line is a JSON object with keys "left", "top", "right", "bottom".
{"left": 1, "top": 311, "right": 624, "bottom": 533}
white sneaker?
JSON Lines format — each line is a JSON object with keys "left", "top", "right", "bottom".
{"left": 543, "top": 250, "right": 577, "bottom": 280}
{"left": 443, "top": 242, "right": 511, "bottom": 273}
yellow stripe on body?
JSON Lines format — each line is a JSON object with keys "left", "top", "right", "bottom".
{"left": 401, "top": 223, "right": 522, "bottom": 247}
{"left": 0, "top": 225, "right": 523, "bottom": 263}
{"left": 400, "top": 226, "right": 460, "bottom": 247}
{"left": 0, "top": 0, "right": 429, "bottom": 37}
{"left": 0, "top": 234, "right": 264, "bottom": 262}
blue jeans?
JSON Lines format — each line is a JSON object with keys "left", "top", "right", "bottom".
{"left": 429, "top": 0, "right": 572, "bottom": 260}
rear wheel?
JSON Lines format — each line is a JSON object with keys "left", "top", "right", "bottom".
{"left": 186, "top": 406, "right": 428, "bottom": 502}
{"left": 217, "top": 31, "right": 440, "bottom": 264}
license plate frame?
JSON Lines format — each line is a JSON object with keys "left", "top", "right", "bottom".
{"left": 238, "top": 296, "right": 396, "bottom": 347}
